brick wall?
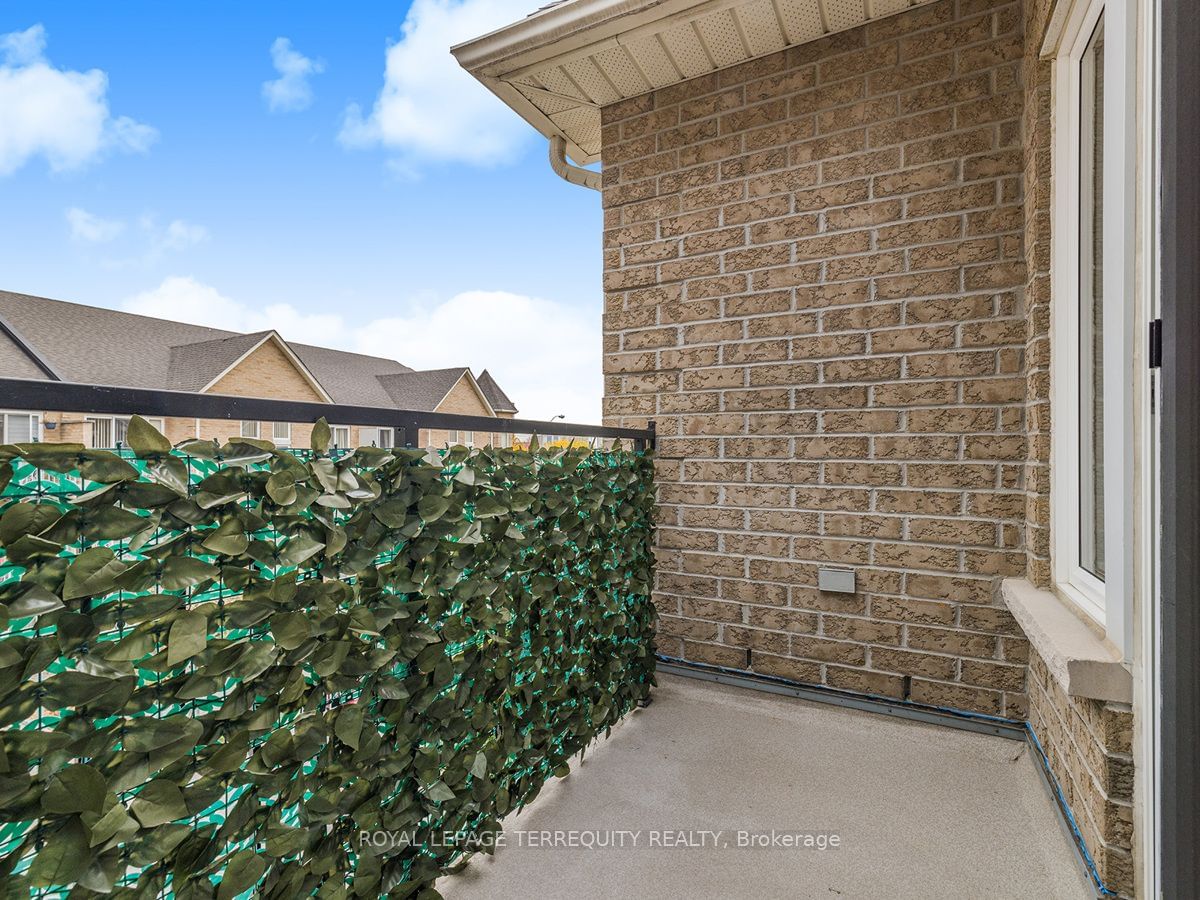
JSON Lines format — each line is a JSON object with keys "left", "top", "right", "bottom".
{"left": 1029, "top": 649, "right": 1134, "bottom": 895}
{"left": 600, "top": 0, "right": 1031, "bottom": 719}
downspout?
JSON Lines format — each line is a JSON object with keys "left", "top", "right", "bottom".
{"left": 549, "top": 135, "right": 601, "bottom": 191}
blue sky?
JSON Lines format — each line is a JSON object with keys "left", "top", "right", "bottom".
{"left": 0, "top": 1, "right": 605, "bottom": 421}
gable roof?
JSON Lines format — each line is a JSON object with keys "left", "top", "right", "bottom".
{"left": 0, "top": 290, "right": 516, "bottom": 414}
{"left": 477, "top": 369, "right": 518, "bottom": 412}
{"left": 377, "top": 368, "right": 485, "bottom": 413}
{"left": 167, "top": 330, "right": 274, "bottom": 392}
{"left": 193, "top": 330, "right": 335, "bottom": 402}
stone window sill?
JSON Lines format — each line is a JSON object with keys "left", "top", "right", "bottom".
{"left": 1001, "top": 578, "right": 1132, "bottom": 703}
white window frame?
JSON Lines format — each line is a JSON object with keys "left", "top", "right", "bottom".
{"left": 0, "top": 411, "right": 42, "bottom": 443}
{"left": 362, "top": 427, "right": 394, "bottom": 449}
{"left": 240, "top": 421, "right": 260, "bottom": 439}
{"left": 1049, "top": 0, "right": 1138, "bottom": 654}
{"left": 272, "top": 422, "right": 291, "bottom": 448}
{"left": 331, "top": 425, "right": 351, "bottom": 448}
{"left": 86, "top": 415, "right": 165, "bottom": 448}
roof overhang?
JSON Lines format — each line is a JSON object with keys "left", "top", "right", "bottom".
{"left": 453, "top": 0, "right": 937, "bottom": 166}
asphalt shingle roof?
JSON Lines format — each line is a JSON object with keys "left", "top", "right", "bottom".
{"left": 477, "top": 369, "right": 517, "bottom": 412}
{"left": 0, "top": 290, "right": 515, "bottom": 414}
{"left": 377, "top": 368, "right": 472, "bottom": 411}
{"left": 167, "top": 331, "right": 274, "bottom": 392}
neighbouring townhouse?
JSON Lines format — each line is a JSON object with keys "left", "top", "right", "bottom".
{"left": 455, "top": 0, "right": 1193, "bottom": 896}
{"left": 0, "top": 291, "right": 518, "bottom": 450}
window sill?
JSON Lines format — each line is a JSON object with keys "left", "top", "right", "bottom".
{"left": 1001, "top": 578, "right": 1132, "bottom": 703}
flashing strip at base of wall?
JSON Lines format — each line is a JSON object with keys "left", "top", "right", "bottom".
{"left": 655, "top": 655, "right": 1113, "bottom": 899}
{"left": 655, "top": 656, "right": 1026, "bottom": 739}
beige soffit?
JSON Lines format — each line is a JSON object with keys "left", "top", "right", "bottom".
{"left": 453, "top": 0, "right": 938, "bottom": 165}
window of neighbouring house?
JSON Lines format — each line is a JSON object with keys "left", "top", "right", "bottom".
{"left": 272, "top": 422, "right": 291, "bottom": 447}
{"left": 1049, "top": 0, "right": 1140, "bottom": 653}
{"left": 362, "top": 427, "right": 393, "bottom": 448}
{"left": 0, "top": 411, "right": 41, "bottom": 443}
{"left": 240, "top": 421, "right": 260, "bottom": 439}
{"left": 86, "top": 416, "right": 165, "bottom": 448}
{"left": 331, "top": 425, "right": 351, "bottom": 448}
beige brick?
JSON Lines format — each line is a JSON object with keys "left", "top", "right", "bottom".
{"left": 596, "top": 1, "right": 1077, "bottom": 800}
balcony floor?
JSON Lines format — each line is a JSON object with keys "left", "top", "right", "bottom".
{"left": 442, "top": 673, "right": 1093, "bottom": 900}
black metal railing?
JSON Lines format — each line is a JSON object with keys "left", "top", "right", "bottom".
{"left": 0, "top": 376, "right": 656, "bottom": 450}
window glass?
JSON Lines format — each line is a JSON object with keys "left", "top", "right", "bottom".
{"left": 1, "top": 413, "right": 37, "bottom": 443}
{"left": 87, "top": 417, "right": 112, "bottom": 448}
{"left": 241, "top": 421, "right": 259, "bottom": 438}
{"left": 1079, "top": 15, "right": 1105, "bottom": 580}
{"left": 332, "top": 426, "right": 351, "bottom": 447}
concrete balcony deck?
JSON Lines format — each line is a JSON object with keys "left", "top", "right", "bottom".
{"left": 443, "top": 673, "right": 1093, "bottom": 900}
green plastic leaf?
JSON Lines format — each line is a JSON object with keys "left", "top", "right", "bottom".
{"left": 311, "top": 418, "right": 331, "bottom": 453}
{"left": 277, "top": 533, "right": 324, "bottom": 566}
{"left": 417, "top": 494, "right": 450, "bottom": 522}
{"left": 167, "top": 610, "right": 208, "bottom": 667}
{"left": 86, "top": 801, "right": 139, "bottom": 847}
{"left": 334, "top": 703, "right": 364, "bottom": 750}
{"left": 473, "top": 495, "right": 508, "bottom": 519}
{"left": 201, "top": 519, "right": 249, "bottom": 556}
{"left": 64, "top": 547, "right": 128, "bottom": 600}
{"left": 130, "top": 779, "right": 188, "bottom": 828}
{"left": 267, "top": 470, "right": 298, "bottom": 505}
{"left": 424, "top": 780, "right": 455, "bottom": 803}
{"left": 470, "top": 752, "right": 488, "bottom": 779}
{"left": 270, "top": 612, "right": 311, "bottom": 650}
{"left": 29, "top": 817, "right": 92, "bottom": 887}
{"left": 78, "top": 506, "right": 149, "bottom": 541}
{"left": 126, "top": 415, "right": 172, "bottom": 457}
{"left": 159, "top": 557, "right": 220, "bottom": 590}
{"left": 0, "top": 501, "right": 63, "bottom": 545}
{"left": 8, "top": 584, "right": 65, "bottom": 618}
{"left": 42, "top": 764, "right": 108, "bottom": 815}
{"left": 77, "top": 451, "right": 139, "bottom": 483}
{"left": 218, "top": 849, "right": 267, "bottom": 900}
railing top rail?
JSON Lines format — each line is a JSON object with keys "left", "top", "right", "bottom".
{"left": 0, "top": 376, "right": 655, "bottom": 445}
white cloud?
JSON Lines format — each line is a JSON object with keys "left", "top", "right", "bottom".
{"left": 123, "top": 277, "right": 344, "bottom": 346}
{"left": 354, "top": 291, "right": 601, "bottom": 422}
{"left": 66, "top": 210, "right": 208, "bottom": 264}
{"left": 262, "top": 38, "right": 324, "bottom": 113}
{"left": 0, "top": 24, "right": 157, "bottom": 176}
{"left": 120, "top": 278, "right": 601, "bottom": 422}
{"left": 339, "top": 0, "right": 536, "bottom": 168}
{"left": 153, "top": 217, "right": 209, "bottom": 252}
{"left": 66, "top": 207, "right": 124, "bottom": 243}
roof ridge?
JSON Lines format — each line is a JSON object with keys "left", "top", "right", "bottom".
{"left": 169, "top": 329, "right": 272, "bottom": 350}
{"left": 0, "top": 289, "right": 240, "bottom": 340}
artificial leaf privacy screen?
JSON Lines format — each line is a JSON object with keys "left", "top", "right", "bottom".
{"left": 0, "top": 418, "right": 656, "bottom": 897}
